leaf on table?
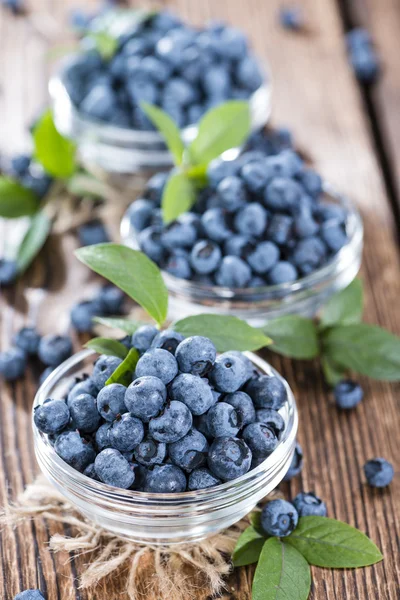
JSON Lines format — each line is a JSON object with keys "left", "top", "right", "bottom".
{"left": 93, "top": 316, "right": 142, "bottom": 335}
{"left": 322, "top": 323, "right": 400, "bottom": 381}
{"left": 252, "top": 537, "right": 311, "bottom": 600}
{"left": 33, "top": 109, "right": 76, "bottom": 178}
{"left": 75, "top": 243, "right": 168, "bottom": 326}
{"left": 16, "top": 211, "right": 52, "bottom": 273}
{"left": 106, "top": 347, "right": 139, "bottom": 386}
{"left": 0, "top": 177, "right": 39, "bottom": 218}
{"left": 161, "top": 170, "right": 196, "bottom": 224}
{"left": 319, "top": 278, "right": 363, "bottom": 328}
{"left": 250, "top": 511, "right": 264, "bottom": 533}
{"left": 141, "top": 102, "right": 185, "bottom": 165}
{"left": 262, "top": 315, "right": 319, "bottom": 359}
{"left": 188, "top": 101, "right": 251, "bottom": 166}
{"left": 286, "top": 516, "right": 383, "bottom": 568}
{"left": 173, "top": 314, "right": 271, "bottom": 352}
{"left": 232, "top": 526, "right": 265, "bottom": 567}
{"left": 85, "top": 337, "right": 129, "bottom": 360}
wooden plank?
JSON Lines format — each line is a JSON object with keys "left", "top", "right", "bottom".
{"left": 0, "top": 0, "right": 399, "bottom": 599}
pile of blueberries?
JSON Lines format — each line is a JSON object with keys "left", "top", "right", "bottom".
{"left": 62, "top": 10, "right": 264, "bottom": 130}
{"left": 34, "top": 327, "right": 291, "bottom": 492}
{"left": 130, "top": 136, "right": 349, "bottom": 288}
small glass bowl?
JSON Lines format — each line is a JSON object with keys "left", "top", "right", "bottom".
{"left": 121, "top": 183, "right": 363, "bottom": 326}
{"left": 49, "top": 59, "right": 272, "bottom": 188}
{"left": 33, "top": 349, "right": 297, "bottom": 545}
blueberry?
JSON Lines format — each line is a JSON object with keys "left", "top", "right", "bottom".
{"left": 298, "top": 168, "right": 323, "bottom": 198}
{"left": 334, "top": 380, "right": 364, "bottom": 409}
{"left": 194, "top": 413, "right": 212, "bottom": 439}
{"left": 268, "top": 261, "right": 298, "bottom": 285}
{"left": 95, "top": 422, "right": 112, "bottom": 451}
{"left": 294, "top": 206, "right": 319, "bottom": 238}
{"left": 144, "top": 464, "right": 187, "bottom": 493}
{"left": 203, "top": 65, "right": 231, "bottom": 99}
{"left": 190, "top": 240, "right": 222, "bottom": 274}
{"left": 279, "top": 7, "right": 304, "bottom": 31}
{"left": 149, "top": 400, "right": 193, "bottom": 443}
{"left": 188, "top": 104, "right": 205, "bottom": 124}
{"left": 206, "top": 402, "right": 240, "bottom": 437}
{"left": 237, "top": 56, "right": 263, "bottom": 91}
{"left": 264, "top": 177, "right": 302, "bottom": 211}
{"left": 234, "top": 203, "right": 268, "bottom": 238}
{"left": 321, "top": 221, "right": 348, "bottom": 253}
{"left": 0, "top": 348, "right": 26, "bottom": 381}
{"left": 39, "top": 367, "right": 54, "bottom": 386}
{"left": 209, "top": 352, "right": 248, "bottom": 393}
{"left": 170, "top": 373, "right": 215, "bottom": 415}
{"left": 188, "top": 467, "right": 221, "bottom": 490}
{"left": 67, "top": 377, "right": 98, "bottom": 405}
{"left": 2, "top": 0, "right": 25, "bottom": 16}
{"left": 216, "top": 176, "right": 247, "bottom": 213}
{"left": 265, "top": 151, "right": 302, "bottom": 179}
{"left": 81, "top": 83, "right": 117, "bottom": 121}
{"left": 207, "top": 158, "right": 238, "bottom": 189}
{"left": 96, "top": 383, "right": 127, "bottom": 421}
{"left": 266, "top": 214, "right": 293, "bottom": 246}
{"left": 164, "top": 250, "right": 192, "bottom": 279}
{"left": 125, "top": 376, "right": 167, "bottom": 422}
{"left": 261, "top": 499, "right": 298, "bottom": 537}
{"left": 77, "top": 219, "right": 109, "bottom": 246}
{"left": 135, "top": 348, "right": 178, "bottom": 385}
{"left": 94, "top": 448, "right": 135, "bottom": 489}
{"left": 349, "top": 45, "right": 380, "bottom": 84}
{"left": 9, "top": 153, "right": 30, "bottom": 176}
{"left": 144, "top": 172, "right": 168, "bottom": 204}
{"left": 215, "top": 256, "right": 251, "bottom": 288}
{"left": 169, "top": 428, "right": 209, "bottom": 471}
{"left": 223, "top": 235, "right": 252, "bottom": 258}
{"left": 134, "top": 437, "right": 166, "bottom": 467}
{"left": 249, "top": 276, "right": 266, "bottom": 287}
{"left": 128, "top": 199, "right": 156, "bottom": 232}
{"left": 150, "top": 329, "right": 185, "bottom": 355}
{"left": 201, "top": 207, "right": 232, "bottom": 242}
{"left": 0, "top": 259, "right": 18, "bottom": 286}
{"left": 292, "top": 236, "right": 327, "bottom": 275}
{"left": 219, "top": 27, "right": 248, "bottom": 60}
{"left": 245, "top": 375, "right": 287, "bottom": 409}
{"left": 241, "top": 160, "right": 271, "bottom": 193}
{"left": 364, "top": 458, "right": 394, "bottom": 488}
{"left": 164, "top": 77, "right": 197, "bottom": 107}
{"left": 293, "top": 492, "right": 327, "bottom": 517}
{"left": 138, "top": 226, "right": 164, "bottom": 263}
{"left": 69, "top": 393, "right": 101, "bottom": 433}
{"left": 160, "top": 219, "right": 197, "bottom": 249}
{"left": 70, "top": 300, "right": 100, "bottom": 333}
{"left": 346, "top": 28, "right": 372, "bottom": 49}
{"left": 34, "top": 399, "right": 70, "bottom": 434}
{"left": 141, "top": 55, "right": 171, "bottom": 83}
{"left": 92, "top": 355, "right": 123, "bottom": 390}
{"left": 98, "top": 285, "right": 125, "bottom": 315}
{"left": 242, "top": 423, "right": 278, "bottom": 458}
{"left": 256, "top": 408, "right": 285, "bottom": 437}
{"left": 224, "top": 391, "right": 256, "bottom": 427}
{"left": 131, "top": 325, "right": 159, "bottom": 354}
{"left": 247, "top": 241, "right": 280, "bottom": 274}
{"left": 207, "top": 437, "right": 252, "bottom": 481}
{"left": 13, "top": 591, "right": 45, "bottom": 600}
{"left": 175, "top": 336, "right": 216, "bottom": 376}
{"left": 54, "top": 431, "right": 95, "bottom": 472}
{"left": 283, "top": 442, "right": 303, "bottom": 481}
{"left": 83, "top": 462, "right": 100, "bottom": 481}
{"left": 108, "top": 413, "right": 144, "bottom": 452}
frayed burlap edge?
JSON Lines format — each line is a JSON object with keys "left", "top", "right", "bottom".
{"left": 0, "top": 476, "right": 281, "bottom": 600}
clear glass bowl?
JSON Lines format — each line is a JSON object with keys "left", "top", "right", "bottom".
{"left": 49, "top": 58, "right": 272, "bottom": 188}
{"left": 33, "top": 349, "right": 297, "bottom": 545}
{"left": 121, "top": 183, "right": 363, "bottom": 326}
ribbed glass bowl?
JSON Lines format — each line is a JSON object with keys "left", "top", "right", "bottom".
{"left": 33, "top": 349, "right": 297, "bottom": 545}
{"left": 121, "top": 183, "right": 363, "bottom": 326}
{"left": 49, "top": 59, "right": 272, "bottom": 188}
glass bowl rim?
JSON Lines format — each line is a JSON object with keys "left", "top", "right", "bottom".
{"left": 33, "top": 348, "right": 298, "bottom": 505}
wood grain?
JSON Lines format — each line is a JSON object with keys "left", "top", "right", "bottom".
{"left": 0, "top": 0, "right": 399, "bottom": 599}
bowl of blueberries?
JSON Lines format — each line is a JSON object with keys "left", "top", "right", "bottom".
{"left": 50, "top": 9, "right": 271, "bottom": 181}
{"left": 33, "top": 330, "right": 297, "bottom": 544}
{"left": 121, "top": 128, "right": 363, "bottom": 325}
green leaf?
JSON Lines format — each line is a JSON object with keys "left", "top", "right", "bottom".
{"left": 250, "top": 511, "right": 263, "bottom": 533}
{"left": 0, "top": 177, "right": 39, "bottom": 218}
{"left": 106, "top": 347, "right": 139, "bottom": 386}
{"left": 141, "top": 103, "right": 185, "bottom": 165}
{"left": 173, "top": 314, "right": 271, "bottom": 352}
{"left": 262, "top": 316, "right": 319, "bottom": 359}
{"left": 188, "top": 101, "right": 251, "bottom": 166}
{"left": 321, "top": 355, "right": 346, "bottom": 386}
{"left": 320, "top": 279, "right": 363, "bottom": 328}
{"left": 75, "top": 244, "right": 168, "bottom": 326}
{"left": 93, "top": 316, "right": 142, "bottom": 335}
{"left": 89, "top": 31, "right": 118, "bottom": 60}
{"left": 161, "top": 171, "right": 196, "bottom": 224}
{"left": 33, "top": 109, "right": 76, "bottom": 178}
{"left": 253, "top": 538, "right": 311, "bottom": 600}
{"left": 322, "top": 323, "right": 400, "bottom": 381}
{"left": 85, "top": 337, "right": 129, "bottom": 360}
{"left": 16, "top": 211, "right": 51, "bottom": 273}
{"left": 286, "top": 516, "right": 383, "bottom": 568}
{"left": 232, "top": 526, "right": 265, "bottom": 567}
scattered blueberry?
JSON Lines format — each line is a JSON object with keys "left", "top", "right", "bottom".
{"left": 34, "top": 399, "right": 70, "bottom": 434}
{"left": 261, "top": 499, "right": 298, "bottom": 537}
{"left": 78, "top": 219, "right": 109, "bottom": 247}
{"left": 364, "top": 458, "right": 394, "bottom": 488}
{"left": 70, "top": 300, "right": 100, "bottom": 333}
{"left": 38, "top": 335, "right": 73, "bottom": 367}
{"left": 279, "top": 7, "right": 305, "bottom": 32}
{"left": 283, "top": 441, "right": 303, "bottom": 481}
{"left": 293, "top": 492, "right": 327, "bottom": 516}
{"left": 0, "top": 347, "right": 27, "bottom": 380}
{"left": 98, "top": 285, "right": 125, "bottom": 315}
{"left": 13, "top": 327, "right": 41, "bottom": 355}
{"left": 0, "top": 259, "right": 18, "bottom": 286}
{"left": 346, "top": 28, "right": 380, "bottom": 84}
{"left": 334, "top": 380, "right": 364, "bottom": 409}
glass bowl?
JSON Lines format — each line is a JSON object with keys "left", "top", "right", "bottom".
{"left": 49, "top": 59, "right": 272, "bottom": 188}
{"left": 33, "top": 349, "right": 297, "bottom": 545}
{"left": 121, "top": 183, "right": 363, "bottom": 326}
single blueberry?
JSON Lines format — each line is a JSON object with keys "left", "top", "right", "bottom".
{"left": 293, "top": 492, "right": 327, "bottom": 517}
{"left": 96, "top": 383, "right": 127, "bottom": 421}
{"left": 92, "top": 355, "right": 123, "bottom": 390}
{"left": 97, "top": 285, "right": 125, "bottom": 315}
{"left": 164, "top": 250, "right": 192, "bottom": 279}
{"left": 321, "top": 221, "right": 348, "bottom": 253}
{"left": 135, "top": 348, "right": 178, "bottom": 385}
{"left": 201, "top": 207, "right": 232, "bottom": 243}
{"left": 108, "top": 413, "right": 144, "bottom": 452}
{"left": 188, "top": 467, "right": 221, "bottom": 491}
{"left": 141, "top": 55, "right": 171, "bottom": 83}
{"left": 246, "top": 241, "right": 280, "bottom": 274}
{"left": 38, "top": 334, "right": 72, "bottom": 368}
{"left": 242, "top": 423, "right": 278, "bottom": 458}
{"left": 134, "top": 437, "right": 166, "bottom": 467}
{"left": 128, "top": 199, "right": 156, "bottom": 232}
{"left": 236, "top": 56, "right": 263, "bottom": 91}
{"left": 169, "top": 428, "right": 209, "bottom": 471}
{"left": 223, "top": 235, "right": 252, "bottom": 258}
{"left": 34, "top": 399, "right": 70, "bottom": 435}
{"left": 144, "top": 172, "right": 169, "bottom": 204}
{"left": 81, "top": 83, "right": 117, "bottom": 121}
{"left": 54, "top": 431, "right": 95, "bottom": 472}
{"left": 203, "top": 65, "right": 231, "bottom": 99}
{"left": 364, "top": 458, "right": 394, "bottom": 488}
{"left": 0, "top": 259, "right": 18, "bottom": 286}
{"left": 234, "top": 203, "right": 268, "bottom": 238}
{"left": 149, "top": 400, "right": 193, "bottom": 443}
{"left": 215, "top": 256, "right": 252, "bottom": 288}
{"left": 206, "top": 402, "right": 240, "bottom": 437}
{"left": 256, "top": 408, "right": 285, "bottom": 437}
{"left": 283, "top": 442, "right": 304, "bottom": 481}
{"left": 138, "top": 226, "right": 164, "bottom": 263}
{"left": 83, "top": 462, "right": 100, "bottom": 481}
{"left": 224, "top": 391, "right": 256, "bottom": 427}
{"left": 261, "top": 499, "right": 298, "bottom": 537}
{"left": 219, "top": 27, "right": 248, "bottom": 60}
{"left": 67, "top": 377, "right": 98, "bottom": 405}
{"left": 70, "top": 300, "right": 101, "bottom": 333}
{"left": 144, "top": 464, "right": 187, "bottom": 493}
{"left": 334, "top": 380, "right": 364, "bottom": 409}
{"left": 279, "top": 7, "right": 304, "bottom": 31}
{"left": 0, "top": 347, "right": 27, "bottom": 381}
{"left": 150, "top": 329, "right": 185, "bottom": 355}
{"left": 268, "top": 261, "right": 298, "bottom": 285}
{"left": 160, "top": 219, "right": 197, "bottom": 249}
{"left": 9, "top": 153, "right": 31, "bottom": 177}
{"left": 241, "top": 160, "right": 271, "bottom": 193}
{"left": 95, "top": 448, "right": 135, "bottom": 489}
{"left": 78, "top": 220, "right": 109, "bottom": 247}
{"left": 266, "top": 214, "right": 293, "bottom": 246}
{"left": 190, "top": 240, "right": 222, "bottom": 275}
{"left": 13, "top": 591, "right": 45, "bottom": 600}
{"left": 13, "top": 326, "right": 41, "bottom": 355}
{"left": 216, "top": 176, "right": 247, "bottom": 213}
{"left": 245, "top": 374, "right": 288, "bottom": 409}
{"left": 170, "top": 373, "right": 215, "bottom": 415}
{"left": 125, "top": 375, "right": 167, "bottom": 422}
{"left": 206, "top": 158, "right": 238, "bottom": 189}
{"left": 292, "top": 236, "right": 327, "bottom": 275}
{"left": 349, "top": 45, "right": 380, "bottom": 84}
{"left": 298, "top": 168, "right": 323, "bottom": 198}
{"left": 69, "top": 393, "right": 101, "bottom": 433}
{"left": 294, "top": 206, "right": 319, "bottom": 238}
{"left": 209, "top": 352, "right": 249, "bottom": 393}
{"left": 95, "top": 422, "right": 112, "bottom": 451}
{"left": 131, "top": 325, "right": 159, "bottom": 354}
{"left": 207, "top": 437, "right": 252, "bottom": 481}
{"left": 175, "top": 336, "right": 217, "bottom": 376}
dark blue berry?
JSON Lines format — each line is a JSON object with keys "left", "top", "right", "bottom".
{"left": 144, "top": 464, "right": 187, "bottom": 493}
{"left": 108, "top": 413, "right": 144, "bottom": 452}
{"left": 241, "top": 160, "right": 271, "bottom": 193}
{"left": 256, "top": 408, "right": 285, "bottom": 437}
{"left": 165, "top": 251, "right": 192, "bottom": 279}
{"left": 34, "top": 399, "right": 70, "bottom": 434}
{"left": 207, "top": 436, "right": 252, "bottom": 481}
{"left": 98, "top": 285, "right": 125, "bottom": 315}
{"left": 234, "top": 203, "right": 267, "bottom": 237}
{"left": 242, "top": 423, "right": 278, "bottom": 458}
{"left": 67, "top": 377, "right": 98, "bottom": 405}
{"left": 55, "top": 431, "right": 95, "bottom": 472}
{"left": 364, "top": 458, "right": 394, "bottom": 488}
{"left": 321, "top": 221, "right": 348, "bottom": 253}
{"left": 223, "top": 235, "right": 252, "bottom": 258}
{"left": 96, "top": 383, "right": 127, "bottom": 421}
{"left": 279, "top": 7, "right": 304, "bottom": 31}
{"left": 92, "top": 355, "right": 123, "bottom": 390}
{"left": 169, "top": 428, "right": 209, "bottom": 471}
{"left": 188, "top": 467, "right": 221, "bottom": 491}
{"left": 0, "top": 259, "right": 18, "bottom": 286}
{"left": 207, "top": 158, "right": 238, "bottom": 189}
{"left": 149, "top": 400, "right": 193, "bottom": 443}
{"left": 215, "top": 256, "right": 251, "bottom": 288}
{"left": 94, "top": 448, "right": 135, "bottom": 489}
{"left": 13, "top": 327, "right": 41, "bottom": 355}
{"left": 170, "top": 373, "right": 215, "bottom": 415}
{"left": 334, "top": 380, "right": 364, "bottom": 409}
{"left": 150, "top": 329, "right": 185, "bottom": 354}
{"left": 70, "top": 300, "right": 100, "bottom": 333}
{"left": 293, "top": 492, "right": 327, "bottom": 517}
{"left": 125, "top": 376, "right": 167, "bottom": 422}
{"left": 266, "top": 214, "right": 294, "bottom": 246}
{"left": 298, "top": 168, "right": 323, "bottom": 198}
{"left": 135, "top": 348, "right": 178, "bottom": 385}
{"left": 209, "top": 353, "right": 248, "bottom": 393}
{"left": 283, "top": 442, "right": 303, "bottom": 481}
{"left": 216, "top": 176, "right": 247, "bottom": 213}
{"left": 144, "top": 172, "right": 168, "bottom": 204}
{"left": 292, "top": 236, "right": 327, "bottom": 275}
{"left": 83, "top": 462, "right": 100, "bottom": 481}
{"left": 134, "top": 437, "right": 166, "bottom": 467}
{"left": 246, "top": 241, "right": 280, "bottom": 274}
{"left": 201, "top": 207, "right": 231, "bottom": 243}
{"left": 69, "top": 393, "right": 101, "bottom": 433}
{"left": 224, "top": 391, "right": 256, "bottom": 427}
{"left": 206, "top": 402, "right": 240, "bottom": 437}
{"left": 261, "top": 499, "right": 298, "bottom": 537}
{"left": 128, "top": 199, "right": 156, "bottom": 232}
{"left": 175, "top": 336, "right": 216, "bottom": 376}
{"left": 95, "top": 422, "right": 112, "bottom": 451}
{"left": 78, "top": 219, "right": 109, "bottom": 247}
{"left": 245, "top": 375, "right": 288, "bottom": 409}
{"left": 0, "top": 348, "right": 26, "bottom": 380}
{"left": 160, "top": 219, "right": 197, "bottom": 249}
{"left": 237, "top": 56, "right": 263, "bottom": 91}
{"left": 13, "top": 591, "right": 45, "bottom": 600}
{"left": 131, "top": 325, "right": 159, "bottom": 354}
{"left": 190, "top": 240, "right": 222, "bottom": 274}
{"left": 268, "top": 261, "right": 298, "bottom": 285}
{"left": 38, "top": 335, "right": 73, "bottom": 367}
{"left": 138, "top": 226, "right": 164, "bottom": 262}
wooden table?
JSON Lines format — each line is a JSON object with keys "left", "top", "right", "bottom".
{"left": 0, "top": 1, "right": 399, "bottom": 598}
